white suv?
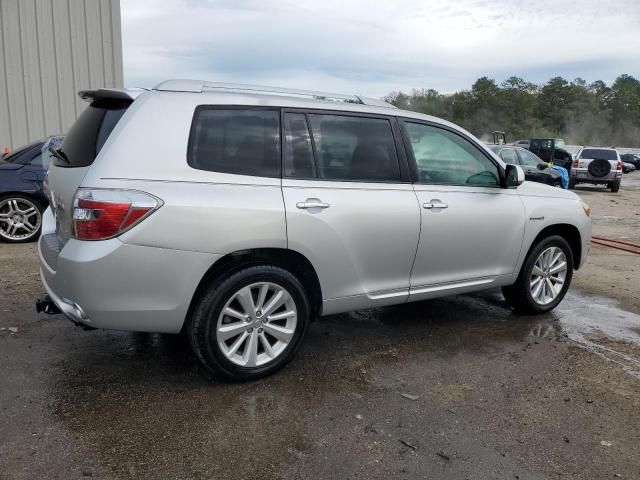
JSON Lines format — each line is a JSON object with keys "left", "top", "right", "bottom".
{"left": 38, "top": 80, "right": 592, "bottom": 381}
{"left": 569, "top": 146, "right": 623, "bottom": 192}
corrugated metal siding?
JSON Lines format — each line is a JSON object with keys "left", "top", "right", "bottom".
{"left": 0, "top": 0, "right": 122, "bottom": 149}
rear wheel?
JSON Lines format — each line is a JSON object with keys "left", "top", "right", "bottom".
{"left": 0, "top": 195, "right": 44, "bottom": 243}
{"left": 187, "top": 265, "right": 310, "bottom": 381}
{"left": 502, "top": 235, "right": 573, "bottom": 314}
{"left": 552, "top": 180, "right": 563, "bottom": 188}
{"left": 611, "top": 180, "right": 620, "bottom": 193}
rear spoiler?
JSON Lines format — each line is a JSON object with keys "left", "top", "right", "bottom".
{"left": 78, "top": 88, "right": 146, "bottom": 103}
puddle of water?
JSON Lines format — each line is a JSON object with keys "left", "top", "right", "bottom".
{"left": 555, "top": 291, "right": 640, "bottom": 378}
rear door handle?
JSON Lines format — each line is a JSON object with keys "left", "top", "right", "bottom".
{"left": 296, "top": 200, "right": 331, "bottom": 210}
{"left": 423, "top": 202, "right": 448, "bottom": 209}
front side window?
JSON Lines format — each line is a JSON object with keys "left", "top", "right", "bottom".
{"left": 402, "top": 122, "right": 500, "bottom": 186}
{"left": 189, "top": 109, "right": 280, "bottom": 177}
{"left": 499, "top": 148, "right": 518, "bottom": 165}
{"left": 518, "top": 148, "right": 544, "bottom": 167}
{"left": 306, "top": 114, "right": 401, "bottom": 182}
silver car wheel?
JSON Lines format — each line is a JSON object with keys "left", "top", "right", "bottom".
{"left": 0, "top": 197, "right": 42, "bottom": 241}
{"left": 530, "top": 246, "right": 567, "bottom": 305}
{"left": 216, "top": 282, "right": 297, "bottom": 367}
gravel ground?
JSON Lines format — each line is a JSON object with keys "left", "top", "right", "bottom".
{"left": 1, "top": 174, "right": 639, "bottom": 480}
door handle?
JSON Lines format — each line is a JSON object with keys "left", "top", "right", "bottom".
{"left": 296, "top": 200, "right": 331, "bottom": 210}
{"left": 423, "top": 202, "right": 448, "bottom": 209}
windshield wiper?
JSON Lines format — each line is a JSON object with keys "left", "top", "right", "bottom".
{"left": 48, "top": 145, "right": 70, "bottom": 164}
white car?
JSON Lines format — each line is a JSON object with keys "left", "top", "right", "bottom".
{"left": 37, "top": 80, "right": 592, "bottom": 380}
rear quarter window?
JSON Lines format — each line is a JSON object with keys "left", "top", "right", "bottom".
{"left": 188, "top": 108, "right": 280, "bottom": 178}
{"left": 56, "top": 100, "right": 129, "bottom": 168}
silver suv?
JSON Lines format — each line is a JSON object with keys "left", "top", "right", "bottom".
{"left": 569, "top": 146, "right": 622, "bottom": 192}
{"left": 38, "top": 80, "right": 592, "bottom": 381}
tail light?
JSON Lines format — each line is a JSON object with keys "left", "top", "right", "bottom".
{"left": 617, "top": 161, "right": 623, "bottom": 171}
{"left": 72, "top": 189, "right": 162, "bottom": 240}
{"left": 572, "top": 158, "right": 579, "bottom": 168}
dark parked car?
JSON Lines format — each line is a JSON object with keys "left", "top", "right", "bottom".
{"left": 0, "top": 140, "right": 50, "bottom": 242}
{"left": 489, "top": 145, "right": 564, "bottom": 187}
{"left": 528, "top": 138, "right": 573, "bottom": 171}
{"left": 620, "top": 153, "right": 640, "bottom": 169}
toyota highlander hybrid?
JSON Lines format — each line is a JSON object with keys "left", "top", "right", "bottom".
{"left": 37, "top": 80, "right": 592, "bottom": 381}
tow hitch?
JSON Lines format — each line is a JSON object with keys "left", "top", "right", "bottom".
{"left": 35, "top": 296, "right": 61, "bottom": 315}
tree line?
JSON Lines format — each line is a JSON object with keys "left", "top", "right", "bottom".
{"left": 384, "top": 74, "right": 640, "bottom": 147}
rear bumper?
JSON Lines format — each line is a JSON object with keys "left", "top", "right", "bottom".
{"left": 38, "top": 208, "right": 219, "bottom": 333}
{"left": 571, "top": 168, "right": 621, "bottom": 183}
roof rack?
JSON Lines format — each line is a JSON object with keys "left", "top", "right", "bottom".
{"left": 152, "top": 79, "right": 396, "bottom": 108}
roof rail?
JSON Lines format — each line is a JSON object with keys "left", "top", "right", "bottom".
{"left": 152, "top": 79, "right": 396, "bottom": 108}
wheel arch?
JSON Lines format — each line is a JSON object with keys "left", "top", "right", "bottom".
{"left": 528, "top": 223, "right": 582, "bottom": 270}
{"left": 184, "top": 248, "right": 323, "bottom": 331}
{"left": 0, "top": 190, "right": 47, "bottom": 207}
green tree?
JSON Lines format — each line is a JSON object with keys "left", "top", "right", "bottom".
{"left": 384, "top": 74, "right": 640, "bottom": 146}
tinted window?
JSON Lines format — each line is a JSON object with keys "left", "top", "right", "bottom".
{"left": 2, "top": 141, "right": 41, "bottom": 164}
{"left": 580, "top": 148, "right": 618, "bottom": 161}
{"left": 283, "top": 113, "right": 315, "bottom": 178}
{"left": 518, "top": 148, "right": 543, "bottom": 167}
{"left": 189, "top": 109, "right": 280, "bottom": 177}
{"left": 30, "top": 153, "right": 44, "bottom": 167}
{"left": 307, "top": 114, "right": 400, "bottom": 182}
{"left": 403, "top": 122, "right": 500, "bottom": 186}
{"left": 57, "top": 102, "right": 128, "bottom": 167}
{"left": 499, "top": 148, "right": 518, "bottom": 164}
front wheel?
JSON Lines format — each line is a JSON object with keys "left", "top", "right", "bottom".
{"left": 187, "top": 265, "right": 311, "bottom": 381}
{"left": 502, "top": 235, "right": 573, "bottom": 314}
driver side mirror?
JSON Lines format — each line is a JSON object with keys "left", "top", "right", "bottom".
{"left": 504, "top": 164, "right": 525, "bottom": 188}
{"left": 537, "top": 163, "right": 546, "bottom": 170}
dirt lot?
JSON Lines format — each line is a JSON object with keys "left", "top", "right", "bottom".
{"left": 1, "top": 175, "right": 639, "bottom": 480}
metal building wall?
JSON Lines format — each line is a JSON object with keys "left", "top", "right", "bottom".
{"left": 0, "top": 0, "right": 123, "bottom": 149}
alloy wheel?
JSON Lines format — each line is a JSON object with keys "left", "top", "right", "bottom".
{"left": 529, "top": 246, "right": 567, "bottom": 305}
{"left": 216, "top": 282, "right": 297, "bottom": 367}
{"left": 0, "top": 198, "right": 42, "bottom": 241}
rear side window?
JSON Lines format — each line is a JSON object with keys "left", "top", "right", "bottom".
{"left": 189, "top": 109, "right": 280, "bottom": 177}
{"left": 580, "top": 148, "right": 618, "bottom": 161}
{"left": 57, "top": 101, "right": 129, "bottom": 167}
{"left": 306, "top": 114, "right": 400, "bottom": 182}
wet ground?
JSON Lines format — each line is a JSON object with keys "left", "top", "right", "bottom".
{"left": 1, "top": 174, "right": 640, "bottom": 479}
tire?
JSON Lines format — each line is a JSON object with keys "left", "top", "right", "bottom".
{"left": 552, "top": 180, "right": 563, "bottom": 188}
{"left": 187, "top": 265, "right": 311, "bottom": 381}
{"left": 611, "top": 180, "right": 620, "bottom": 193}
{"left": 587, "top": 159, "right": 611, "bottom": 178}
{"left": 502, "top": 235, "right": 573, "bottom": 314}
{"left": 0, "top": 194, "right": 44, "bottom": 243}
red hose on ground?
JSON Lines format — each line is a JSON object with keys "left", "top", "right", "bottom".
{"left": 591, "top": 237, "right": 640, "bottom": 255}
{"left": 592, "top": 236, "right": 640, "bottom": 249}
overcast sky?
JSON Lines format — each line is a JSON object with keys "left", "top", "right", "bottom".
{"left": 121, "top": 0, "right": 640, "bottom": 97}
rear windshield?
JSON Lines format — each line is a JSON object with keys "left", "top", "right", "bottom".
{"left": 580, "top": 148, "right": 617, "bottom": 161}
{"left": 55, "top": 100, "right": 129, "bottom": 167}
